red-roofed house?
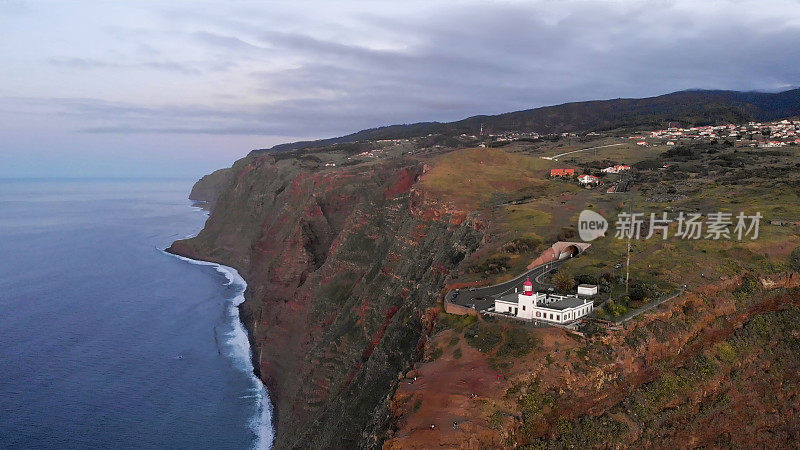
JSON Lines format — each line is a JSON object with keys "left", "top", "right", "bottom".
{"left": 578, "top": 174, "right": 599, "bottom": 185}
{"left": 550, "top": 168, "right": 575, "bottom": 177}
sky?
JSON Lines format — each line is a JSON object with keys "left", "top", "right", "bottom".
{"left": 1, "top": 0, "right": 799, "bottom": 179}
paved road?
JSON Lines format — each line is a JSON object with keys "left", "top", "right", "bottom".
{"left": 542, "top": 143, "right": 625, "bottom": 161}
{"left": 448, "top": 258, "right": 568, "bottom": 312}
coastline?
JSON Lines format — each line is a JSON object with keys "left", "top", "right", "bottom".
{"left": 163, "top": 249, "right": 275, "bottom": 449}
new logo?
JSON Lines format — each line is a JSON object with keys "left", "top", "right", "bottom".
{"left": 578, "top": 210, "right": 608, "bottom": 241}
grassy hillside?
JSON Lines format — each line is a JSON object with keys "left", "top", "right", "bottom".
{"left": 256, "top": 89, "right": 800, "bottom": 154}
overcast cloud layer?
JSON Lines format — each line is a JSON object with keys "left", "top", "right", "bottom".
{"left": 1, "top": 0, "right": 799, "bottom": 177}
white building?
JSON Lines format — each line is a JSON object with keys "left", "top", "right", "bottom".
{"left": 577, "top": 284, "right": 598, "bottom": 296}
{"left": 493, "top": 278, "right": 594, "bottom": 324}
{"left": 578, "top": 174, "right": 599, "bottom": 185}
{"left": 601, "top": 165, "right": 631, "bottom": 174}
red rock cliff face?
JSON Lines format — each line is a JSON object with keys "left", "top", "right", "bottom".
{"left": 169, "top": 154, "right": 481, "bottom": 448}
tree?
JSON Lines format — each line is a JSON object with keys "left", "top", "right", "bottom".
{"left": 552, "top": 271, "right": 575, "bottom": 292}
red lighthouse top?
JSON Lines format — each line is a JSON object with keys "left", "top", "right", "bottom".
{"left": 522, "top": 278, "right": 534, "bottom": 296}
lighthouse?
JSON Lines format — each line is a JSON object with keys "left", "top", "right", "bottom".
{"left": 493, "top": 276, "right": 595, "bottom": 323}
{"left": 522, "top": 278, "right": 534, "bottom": 296}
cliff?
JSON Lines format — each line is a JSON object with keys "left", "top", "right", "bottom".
{"left": 386, "top": 274, "right": 800, "bottom": 448}
{"left": 189, "top": 167, "right": 233, "bottom": 207}
{"left": 169, "top": 152, "right": 482, "bottom": 448}
{"left": 170, "top": 96, "right": 800, "bottom": 448}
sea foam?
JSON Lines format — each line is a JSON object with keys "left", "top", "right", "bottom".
{"left": 166, "top": 251, "right": 275, "bottom": 450}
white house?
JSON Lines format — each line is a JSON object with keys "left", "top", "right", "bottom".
{"left": 601, "top": 165, "right": 631, "bottom": 174}
{"left": 577, "top": 284, "right": 598, "bottom": 296}
{"left": 578, "top": 174, "right": 599, "bottom": 185}
{"left": 493, "top": 278, "right": 594, "bottom": 324}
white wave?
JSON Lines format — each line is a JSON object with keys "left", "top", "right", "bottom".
{"left": 165, "top": 251, "right": 275, "bottom": 449}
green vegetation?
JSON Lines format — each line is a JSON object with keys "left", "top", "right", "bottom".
{"left": 496, "top": 327, "right": 540, "bottom": 358}
{"left": 427, "top": 346, "right": 443, "bottom": 362}
{"left": 417, "top": 147, "right": 558, "bottom": 210}
{"left": 789, "top": 246, "right": 800, "bottom": 271}
{"left": 469, "top": 255, "right": 511, "bottom": 275}
{"left": 536, "top": 415, "right": 628, "bottom": 448}
{"left": 552, "top": 270, "right": 575, "bottom": 292}
{"left": 436, "top": 312, "right": 477, "bottom": 333}
{"left": 465, "top": 322, "right": 504, "bottom": 352}
{"left": 452, "top": 347, "right": 462, "bottom": 359}
{"left": 265, "top": 89, "right": 800, "bottom": 154}
{"left": 604, "top": 299, "right": 629, "bottom": 318}
{"left": 502, "top": 237, "right": 542, "bottom": 254}
{"left": 489, "top": 410, "right": 504, "bottom": 429}
{"left": 632, "top": 354, "right": 717, "bottom": 420}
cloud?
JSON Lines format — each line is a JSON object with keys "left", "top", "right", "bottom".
{"left": 5, "top": 0, "right": 800, "bottom": 145}
{"left": 47, "top": 57, "right": 232, "bottom": 75}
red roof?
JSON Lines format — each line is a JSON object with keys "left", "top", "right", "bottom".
{"left": 550, "top": 168, "right": 575, "bottom": 176}
{"left": 523, "top": 278, "right": 533, "bottom": 286}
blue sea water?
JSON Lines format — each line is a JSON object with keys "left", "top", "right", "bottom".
{"left": 0, "top": 179, "right": 273, "bottom": 449}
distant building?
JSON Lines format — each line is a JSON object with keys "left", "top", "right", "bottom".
{"left": 578, "top": 174, "right": 599, "bottom": 184}
{"left": 601, "top": 165, "right": 631, "bottom": 174}
{"left": 493, "top": 278, "right": 594, "bottom": 324}
{"left": 550, "top": 168, "right": 575, "bottom": 177}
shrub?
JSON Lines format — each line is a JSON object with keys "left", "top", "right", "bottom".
{"left": 574, "top": 274, "right": 599, "bottom": 285}
{"left": 470, "top": 256, "right": 511, "bottom": 274}
{"left": 428, "top": 346, "right": 443, "bottom": 361}
{"left": 629, "top": 282, "right": 659, "bottom": 302}
{"left": 489, "top": 410, "right": 504, "bottom": 429}
{"left": 465, "top": 322, "right": 503, "bottom": 352}
{"left": 605, "top": 299, "right": 628, "bottom": 317}
{"left": 715, "top": 341, "right": 737, "bottom": 363}
{"left": 502, "top": 237, "right": 542, "bottom": 254}
{"left": 789, "top": 246, "right": 800, "bottom": 271}
{"left": 553, "top": 271, "right": 576, "bottom": 292}
{"left": 496, "top": 327, "right": 540, "bottom": 357}
{"left": 437, "top": 312, "right": 477, "bottom": 332}
{"left": 556, "top": 226, "right": 577, "bottom": 241}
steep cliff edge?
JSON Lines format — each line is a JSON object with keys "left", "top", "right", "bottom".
{"left": 189, "top": 167, "right": 233, "bottom": 207}
{"left": 171, "top": 127, "right": 800, "bottom": 448}
{"left": 169, "top": 152, "right": 482, "bottom": 448}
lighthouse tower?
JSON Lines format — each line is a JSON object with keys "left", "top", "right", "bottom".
{"left": 517, "top": 277, "right": 537, "bottom": 319}
{"left": 522, "top": 278, "right": 534, "bottom": 295}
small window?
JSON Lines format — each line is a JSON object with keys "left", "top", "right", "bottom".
{"left": 522, "top": 305, "right": 526, "bottom": 311}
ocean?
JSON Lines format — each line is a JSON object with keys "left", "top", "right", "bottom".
{"left": 0, "top": 179, "right": 273, "bottom": 449}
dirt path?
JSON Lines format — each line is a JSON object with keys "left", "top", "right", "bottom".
{"left": 616, "top": 288, "right": 685, "bottom": 323}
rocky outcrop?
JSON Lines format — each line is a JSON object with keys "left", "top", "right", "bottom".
{"left": 169, "top": 153, "right": 481, "bottom": 448}
{"left": 188, "top": 167, "right": 233, "bottom": 207}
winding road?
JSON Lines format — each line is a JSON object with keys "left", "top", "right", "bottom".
{"left": 448, "top": 258, "right": 569, "bottom": 312}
